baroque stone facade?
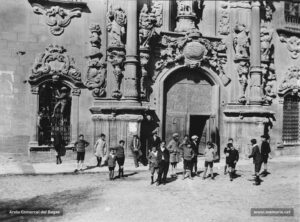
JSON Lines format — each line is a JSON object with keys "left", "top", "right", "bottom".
{"left": 1, "top": 0, "right": 300, "bottom": 157}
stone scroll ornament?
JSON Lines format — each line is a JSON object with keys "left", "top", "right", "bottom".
{"left": 139, "top": 2, "right": 163, "bottom": 99}
{"left": 85, "top": 24, "right": 107, "bottom": 98}
{"left": 154, "top": 29, "right": 231, "bottom": 86}
{"left": 29, "top": 44, "right": 82, "bottom": 86}
{"left": 32, "top": 4, "right": 81, "bottom": 36}
{"left": 278, "top": 66, "right": 300, "bottom": 97}
{"left": 106, "top": 5, "right": 127, "bottom": 99}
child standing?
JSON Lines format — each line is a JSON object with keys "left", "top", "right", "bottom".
{"left": 223, "top": 141, "right": 231, "bottom": 174}
{"left": 74, "top": 134, "right": 89, "bottom": 172}
{"left": 227, "top": 143, "right": 239, "bottom": 181}
{"left": 107, "top": 148, "right": 117, "bottom": 180}
{"left": 116, "top": 140, "right": 125, "bottom": 178}
{"left": 148, "top": 146, "right": 159, "bottom": 185}
{"left": 182, "top": 143, "right": 195, "bottom": 180}
{"left": 94, "top": 133, "right": 107, "bottom": 167}
{"left": 167, "top": 133, "right": 180, "bottom": 177}
{"left": 202, "top": 142, "right": 216, "bottom": 180}
{"left": 248, "top": 138, "right": 263, "bottom": 185}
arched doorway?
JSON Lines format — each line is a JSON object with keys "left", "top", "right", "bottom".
{"left": 282, "top": 94, "right": 300, "bottom": 145}
{"left": 160, "top": 66, "right": 220, "bottom": 154}
{"left": 38, "top": 82, "right": 72, "bottom": 146}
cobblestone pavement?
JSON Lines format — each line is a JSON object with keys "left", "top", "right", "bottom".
{"left": 0, "top": 159, "right": 299, "bottom": 222}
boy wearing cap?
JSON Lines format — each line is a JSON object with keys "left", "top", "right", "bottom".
{"left": 260, "top": 135, "right": 271, "bottom": 176}
{"left": 74, "top": 134, "right": 89, "bottom": 172}
{"left": 107, "top": 148, "right": 117, "bottom": 180}
{"left": 227, "top": 142, "right": 239, "bottom": 181}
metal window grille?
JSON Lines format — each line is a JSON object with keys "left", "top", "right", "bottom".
{"left": 283, "top": 95, "right": 300, "bottom": 144}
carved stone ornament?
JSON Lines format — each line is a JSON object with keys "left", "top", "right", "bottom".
{"left": 72, "top": 88, "right": 81, "bottom": 96}
{"left": 29, "top": 44, "right": 82, "bottom": 86}
{"left": 260, "top": 26, "right": 273, "bottom": 62}
{"left": 85, "top": 23, "right": 107, "bottom": 98}
{"left": 262, "top": 62, "right": 276, "bottom": 104}
{"left": 32, "top": 4, "right": 81, "bottom": 36}
{"left": 175, "top": 0, "right": 203, "bottom": 32}
{"left": 139, "top": 3, "right": 163, "bottom": 49}
{"left": 233, "top": 23, "right": 250, "bottom": 61}
{"left": 278, "top": 66, "right": 300, "bottom": 97}
{"left": 106, "top": 5, "right": 127, "bottom": 48}
{"left": 279, "top": 35, "right": 300, "bottom": 59}
{"left": 236, "top": 61, "right": 249, "bottom": 104}
{"left": 140, "top": 49, "right": 150, "bottom": 99}
{"left": 154, "top": 29, "right": 231, "bottom": 86}
{"left": 261, "top": 0, "right": 275, "bottom": 22}
{"left": 218, "top": 1, "right": 230, "bottom": 35}
{"left": 107, "top": 47, "right": 126, "bottom": 99}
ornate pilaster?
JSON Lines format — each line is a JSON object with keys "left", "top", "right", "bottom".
{"left": 28, "top": 86, "right": 39, "bottom": 147}
{"left": 85, "top": 24, "right": 107, "bottom": 98}
{"left": 70, "top": 88, "right": 80, "bottom": 145}
{"left": 249, "top": 1, "right": 263, "bottom": 105}
{"left": 124, "top": 0, "right": 139, "bottom": 100}
{"left": 139, "top": 2, "right": 163, "bottom": 99}
{"left": 106, "top": 5, "right": 127, "bottom": 99}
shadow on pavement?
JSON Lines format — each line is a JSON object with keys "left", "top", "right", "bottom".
{"left": 0, "top": 187, "right": 97, "bottom": 222}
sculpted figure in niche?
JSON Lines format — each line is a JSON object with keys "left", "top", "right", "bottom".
{"left": 52, "top": 87, "right": 69, "bottom": 118}
{"left": 233, "top": 23, "right": 250, "bottom": 59}
{"left": 107, "top": 5, "right": 127, "bottom": 47}
{"left": 86, "top": 60, "right": 106, "bottom": 97}
{"left": 260, "top": 26, "right": 273, "bottom": 61}
{"left": 139, "top": 4, "right": 156, "bottom": 48}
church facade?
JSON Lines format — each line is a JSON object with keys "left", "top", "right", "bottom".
{"left": 0, "top": 0, "right": 300, "bottom": 158}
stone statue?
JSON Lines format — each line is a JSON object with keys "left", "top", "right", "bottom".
{"left": 86, "top": 59, "right": 106, "bottom": 97}
{"left": 139, "top": 4, "right": 157, "bottom": 48}
{"left": 233, "top": 23, "right": 250, "bottom": 60}
{"left": 107, "top": 5, "right": 127, "bottom": 47}
{"left": 260, "top": 26, "right": 273, "bottom": 61}
{"left": 52, "top": 87, "right": 69, "bottom": 117}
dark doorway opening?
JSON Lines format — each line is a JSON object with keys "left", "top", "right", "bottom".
{"left": 38, "top": 82, "right": 71, "bottom": 146}
{"left": 189, "top": 115, "right": 210, "bottom": 155}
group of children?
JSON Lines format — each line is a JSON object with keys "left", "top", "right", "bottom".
{"left": 72, "top": 132, "right": 271, "bottom": 185}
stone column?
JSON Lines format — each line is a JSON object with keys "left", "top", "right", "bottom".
{"left": 249, "top": 1, "right": 263, "bottom": 105}
{"left": 70, "top": 88, "right": 80, "bottom": 146}
{"left": 123, "top": 0, "right": 139, "bottom": 100}
{"left": 28, "top": 86, "right": 39, "bottom": 148}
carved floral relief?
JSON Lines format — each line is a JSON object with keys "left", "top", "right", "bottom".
{"left": 279, "top": 35, "right": 300, "bottom": 59}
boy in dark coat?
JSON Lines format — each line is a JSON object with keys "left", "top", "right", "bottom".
{"left": 260, "top": 135, "right": 271, "bottom": 176}
{"left": 52, "top": 131, "right": 65, "bottom": 165}
{"left": 248, "top": 138, "right": 263, "bottom": 185}
{"left": 116, "top": 140, "right": 125, "bottom": 178}
{"left": 227, "top": 143, "right": 239, "bottom": 181}
{"left": 157, "top": 141, "right": 170, "bottom": 186}
{"left": 191, "top": 135, "right": 199, "bottom": 176}
{"left": 224, "top": 138, "right": 233, "bottom": 174}
{"left": 182, "top": 142, "right": 195, "bottom": 180}
{"left": 148, "top": 146, "right": 159, "bottom": 185}
{"left": 107, "top": 148, "right": 117, "bottom": 180}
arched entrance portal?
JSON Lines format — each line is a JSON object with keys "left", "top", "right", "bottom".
{"left": 160, "top": 66, "right": 220, "bottom": 153}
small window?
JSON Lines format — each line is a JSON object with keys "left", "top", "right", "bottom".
{"left": 282, "top": 94, "right": 300, "bottom": 144}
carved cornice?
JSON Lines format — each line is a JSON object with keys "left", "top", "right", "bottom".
{"left": 154, "top": 30, "right": 230, "bottom": 86}
{"left": 278, "top": 66, "right": 300, "bottom": 97}
{"left": 28, "top": 44, "right": 83, "bottom": 87}
{"left": 32, "top": 4, "right": 81, "bottom": 36}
